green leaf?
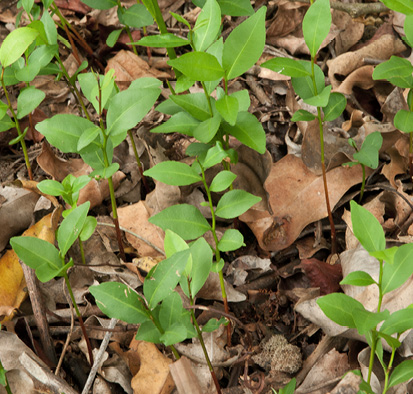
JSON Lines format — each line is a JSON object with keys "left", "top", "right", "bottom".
{"left": 0, "top": 27, "right": 38, "bottom": 68}
{"left": 120, "top": 4, "right": 153, "bottom": 28}
{"left": 57, "top": 202, "right": 90, "bottom": 256}
{"left": 340, "top": 271, "right": 377, "bottom": 287}
{"left": 205, "top": 38, "right": 224, "bottom": 94}
{"left": 151, "top": 112, "right": 200, "bottom": 136}
{"left": 202, "top": 317, "right": 228, "bottom": 332}
{"left": 107, "top": 84, "right": 160, "bottom": 138}
{"left": 323, "top": 92, "right": 347, "bottom": 122}
{"left": 380, "top": 0, "right": 413, "bottom": 14}
{"left": 106, "top": 29, "right": 123, "bottom": 47}
{"left": 10, "top": 236, "right": 67, "bottom": 282}
{"left": 175, "top": 75, "right": 195, "bottom": 93}
{"left": 37, "top": 179, "right": 65, "bottom": 197}
{"left": 41, "top": 9, "right": 57, "bottom": 45}
{"left": 230, "top": 89, "right": 250, "bottom": 111}
{"left": 377, "top": 331, "right": 401, "bottom": 349}
{"left": 168, "top": 52, "right": 224, "bottom": 81}
{"left": 193, "top": 0, "right": 221, "bottom": 52}
{"left": 215, "top": 190, "right": 261, "bottom": 219}
{"left": 353, "top": 131, "right": 383, "bottom": 169}
{"left": 261, "top": 57, "right": 311, "bottom": 77}
{"left": 136, "top": 320, "right": 162, "bottom": 343}
{"left": 36, "top": 114, "right": 96, "bottom": 153}
{"left": 149, "top": 204, "right": 211, "bottom": 240}
{"left": 90, "top": 162, "right": 119, "bottom": 179}
{"left": 216, "top": 95, "right": 239, "bottom": 125}
{"left": 222, "top": 7, "right": 266, "bottom": 80}
{"left": 144, "top": 161, "right": 202, "bottom": 186}
{"left": 302, "top": 0, "right": 331, "bottom": 57}
{"left": 218, "top": 229, "right": 244, "bottom": 251}
{"left": 394, "top": 109, "right": 413, "bottom": 133}
{"left": 132, "top": 33, "right": 189, "bottom": 48}
{"left": 405, "top": 15, "right": 413, "bottom": 47}
{"left": 187, "top": 238, "right": 212, "bottom": 297}
{"left": 388, "top": 360, "right": 413, "bottom": 388}
{"left": 317, "top": 293, "right": 363, "bottom": 328}
{"left": 144, "top": 250, "right": 191, "bottom": 308}
{"left": 0, "top": 114, "right": 15, "bottom": 133}
{"left": 372, "top": 56, "right": 413, "bottom": 81}
{"left": 79, "top": 216, "right": 97, "bottom": 242}
{"left": 388, "top": 74, "right": 413, "bottom": 89}
{"left": 304, "top": 85, "right": 331, "bottom": 107}
{"left": 370, "top": 247, "right": 398, "bottom": 264}
{"left": 382, "top": 243, "right": 413, "bottom": 294}
{"left": 380, "top": 307, "right": 413, "bottom": 335}
{"left": 0, "top": 102, "right": 7, "bottom": 120}
{"left": 89, "top": 282, "right": 149, "bottom": 324}
{"left": 16, "top": 87, "right": 45, "bottom": 119}
{"left": 353, "top": 309, "right": 389, "bottom": 335}
{"left": 210, "top": 170, "right": 237, "bottom": 192}
{"left": 291, "top": 109, "right": 316, "bottom": 121}
{"left": 193, "top": 0, "right": 254, "bottom": 16}
{"left": 164, "top": 230, "right": 189, "bottom": 258}
{"left": 160, "top": 322, "right": 188, "bottom": 346}
{"left": 170, "top": 93, "right": 212, "bottom": 121}
{"left": 198, "top": 142, "right": 228, "bottom": 169}
{"left": 350, "top": 200, "right": 386, "bottom": 253}
{"left": 222, "top": 111, "right": 266, "bottom": 153}
{"left": 170, "top": 12, "right": 191, "bottom": 29}
{"left": 292, "top": 62, "right": 325, "bottom": 100}
{"left": 193, "top": 114, "right": 221, "bottom": 143}
{"left": 79, "top": 0, "right": 117, "bottom": 9}
{"left": 278, "top": 378, "right": 297, "bottom": 394}
{"left": 159, "top": 292, "right": 185, "bottom": 330}
{"left": 77, "top": 126, "right": 100, "bottom": 151}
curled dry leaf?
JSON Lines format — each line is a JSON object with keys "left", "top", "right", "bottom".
{"left": 241, "top": 155, "right": 365, "bottom": 252}
{"left": 332, "top": 10, "right": 364, "bottom": 55}
{"left": 328, "top": 34, "right": 407, "bottom": 90}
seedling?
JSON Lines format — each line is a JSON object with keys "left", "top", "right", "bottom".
{"left": 345, "top": 131, "right": 383, "bottom": 202}
{"left": 90, "top": 229, "right": 229, "bottom": 393}
{"left": 261, "top": 0, "right": 347, "bottom": 254}
{"left": 318, "top": 201, "right": 413, "bottom": 393}
{"left": 37, "top": 174, "right": 97, "bottom": 264}
{"left": 10, "top": 202, "right": 96, "bottom": 365}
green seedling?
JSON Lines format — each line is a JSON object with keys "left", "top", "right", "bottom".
{"left": 132, "top": 0, "right": 265, "bottom": 343}
{"left": 317, "top": 201, "right": 413, "bottom": 393}
{"left": 10, "top": 202, "right": 96, "bottom": 366}
{"left": 37, "top": 174, "right": 97, "bottom": 264}
{"left": 90, "top": 229, "right": 229, "bottom": 394}
{"left": 345, "top": 131, "right": 383, "bottom": 202}
{"left": 272, "top": 378, "right": 296, "bottom": 394}
{"left": 35, "top": 75, "right": 161, "bottom": 260}
{"left": 261, "top": 0, "right": 347, "bottom": 254}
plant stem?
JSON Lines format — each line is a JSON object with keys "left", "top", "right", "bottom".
{"left": 201, "top": 81, "right": 213, "bottom": 117}
{"left": 79, "top": 238, "right": 86, "bottom": 265}
{"left": 116, "top": 2, "right": 139, "bottom": 56}
{"left": 188, "top": 279, "right": 222, "bottom": 394}
{"left": 199, "top": 162, "right": 231, "bottom": 345}
{"left": 1, "top": 68, "right": 33, "bottom": 180}
{"left": 128, "top": 130, "right": 150, "bottom": 194}
{"left": 382, "top": 346, "right": 397, "bottom": 394}
{"left": 63, "top": 272, "right": 94, "bottom": 365}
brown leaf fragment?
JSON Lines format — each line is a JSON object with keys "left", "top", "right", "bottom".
{"left": 169, "top": 357, "right": 203, "bottom": 394}
{"left": 299, "top": 258, "right": 342, "bottom": 295}
{"left": 131, "top": 341, "right": 175, "bottom": 394}
{"left": 241, "top": 155, "right": 365, "bottom": 252}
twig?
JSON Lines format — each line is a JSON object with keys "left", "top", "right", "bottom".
{"left": 96, "top": 221, "right": 165, "bottom": 255}
{"left": 81, "top": 318, "right": 118, "bottom": 394}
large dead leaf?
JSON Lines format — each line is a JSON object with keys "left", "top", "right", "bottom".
{"left": 241, "top": 155, "right": 365, "bottom": 252}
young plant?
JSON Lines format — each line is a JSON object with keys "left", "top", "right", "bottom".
{"left": 345, "top": 131, "right": 383, "bottom": 202}
{"left": 10, "top": 202, "right": 96, "bottom": 365}
{"left": 35, "top": 75, "right": 162, "bottom": 260}
{"left": 261, "top": 0, "right": 347, "bottom": 254}
{"left": 90, "top": 229, "right": 228, "bottom": 393}
{"left": 37, "top": 174, "right": 96, "bottom": 264}
{"left": 133, "top": 0, "right": 266, "bottom": 341}
{"left": 317, "top": 201, "right": 413, "bottom": 393}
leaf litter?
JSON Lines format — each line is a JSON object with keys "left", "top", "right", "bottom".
{"left": 2, "top": 0, "right": 413, "bottom": 393}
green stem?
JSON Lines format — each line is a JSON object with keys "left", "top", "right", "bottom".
{"left": 128, "top": 130, "right": 150, "bottom": 194}
{"left": 382, "top": 345, "right": 397, "bottom": 394}
{"left": 1, "top": 68, "right": 33, "bottom": 180}
{"left": 116, "top": 2, "right": 139, "bottom": 56}
{"left": 359, "top": 164, "right": 366, "bottom": 203}
{"left": 201, "top": 81, "right": 214, "bottom": 117}
{"left": 63, "top": 271, "right": 94, "bottom": 365}
{"left": 187, "top": 279, "right": 222, "bottom": 394}
{"left": 79, "top": 238, "right": 86, "bottom": 265}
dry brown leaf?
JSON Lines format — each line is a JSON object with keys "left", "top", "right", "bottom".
{"left": 332, "top": 10, "right": 364, "bottom": 55}
{"left": 169, "top": 357, "right": 203, "bottom": 394}
{"left": 334, "top": 65, "right": 375, "bottom": 96}
{"left": 328, "top": 34, "right": 407, "bottom": 90}
{"left": 131, "top": 341, "right": 175, "bottom": 394}
{"left": 117, "top": 201, "right": 165, "bottom": 257}
{"left": 381, "top": 140, "right": 409, "bottom": 187}
{"left": 106, "top": 50, "right": 171, "bottom": 88}
{"left": 241, "top": 155, "right": 365, "bottom": 252}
